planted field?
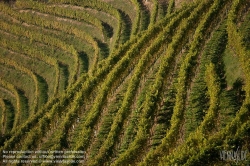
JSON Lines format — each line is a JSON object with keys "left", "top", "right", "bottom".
{"left": 0, "top": 0, "right": 249, "bottom": 165}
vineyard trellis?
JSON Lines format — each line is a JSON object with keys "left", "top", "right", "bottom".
{"left": 0, "top": 0, "right": 249, "bottom": 165}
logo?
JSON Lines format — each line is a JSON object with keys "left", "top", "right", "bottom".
{"left": 219, "top": 147, "right": 249, "bottom": 165}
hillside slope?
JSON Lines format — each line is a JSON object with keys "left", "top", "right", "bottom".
{"left": 0, "top": 0, "right": 249, "bottom": 165}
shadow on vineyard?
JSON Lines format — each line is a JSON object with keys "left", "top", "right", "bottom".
{"left": 0, "top": 0, "right": 250, "bottom": 165}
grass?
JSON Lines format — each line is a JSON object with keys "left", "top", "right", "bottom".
{"left": 82, "top": 6, "right": 121, "bottom": 47}
{"left": 23, "top": 9, "right": 104, "bottom": 42}
{"left": 0, "top": 48, "right": 56, "bottom": 98}
{"left": 0, "top": 10, "right": 95, "bottom": 77}
{"left": 0, "top": 89, "right": 17, "bottom": 113}
{"left": 222, "top": 48, "right": 244, "bottom": 89}
{"left": 0, "top": 65, "right": 35, "bottom": 111}
{"left": 108, "top": 0, "right": 137, "bottom": 26}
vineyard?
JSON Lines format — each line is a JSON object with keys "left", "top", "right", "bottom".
{"left": 0, "top": 0, "right": 249, "bottom": 165}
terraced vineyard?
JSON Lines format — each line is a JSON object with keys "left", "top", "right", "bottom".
{"left": 0, "top": 0, "right": 250, "bottom": 165}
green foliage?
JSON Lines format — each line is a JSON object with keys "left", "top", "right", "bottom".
{"left": 0, "top": 61, "right": 34, "bottom": 127}
{"left": 167, "top": 0, "right": 175, "bottom": 16}
{"left": 0, "top": 98, "right": 15, "bottom": 135}
{"left": 184, "top": 20, "right": 228, "bottom": 137}
{"left": 0, "top": 0, "right": 249, "bottom": 165}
